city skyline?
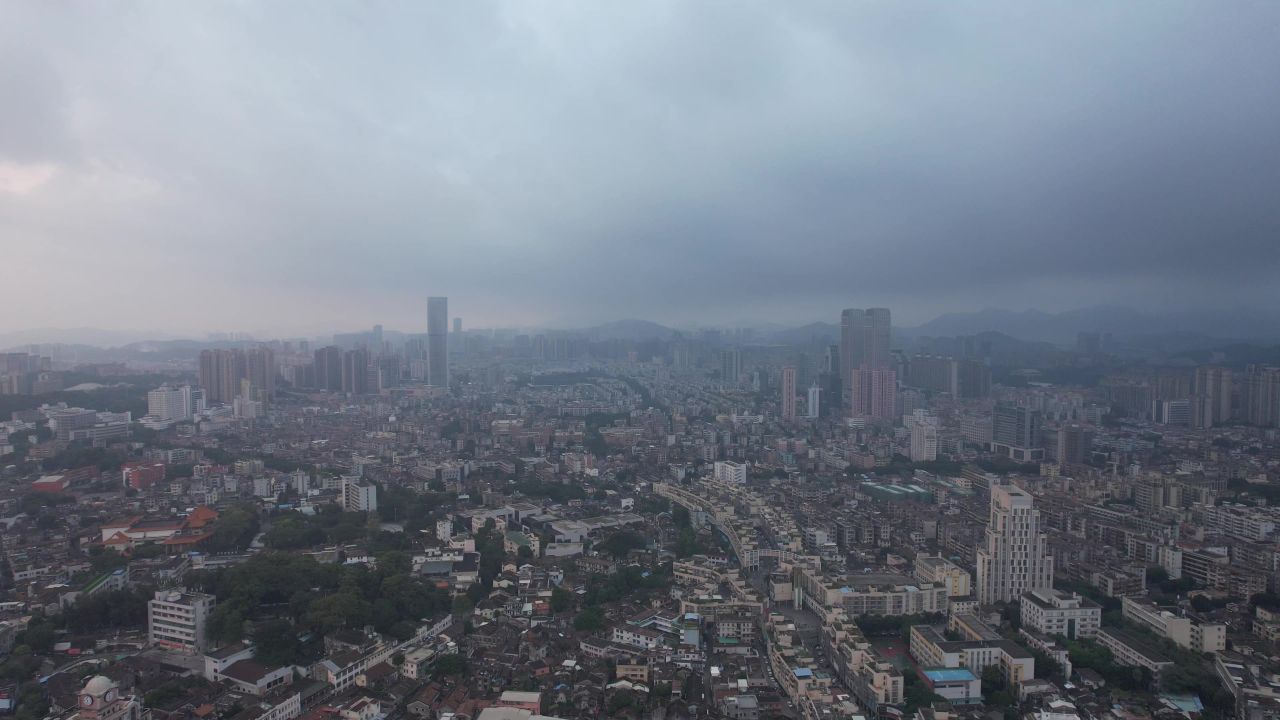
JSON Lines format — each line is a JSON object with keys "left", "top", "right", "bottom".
{"left": 3, "top": 3, "right": 1280, "bottom": 335}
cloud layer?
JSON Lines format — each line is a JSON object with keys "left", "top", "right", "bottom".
{"left": 2, "top": 2, "right": 1278, "bottom": 335}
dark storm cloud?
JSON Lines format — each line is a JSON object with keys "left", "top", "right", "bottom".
{"left": 1, "top": 1, "right": 1278, "bottom": 334}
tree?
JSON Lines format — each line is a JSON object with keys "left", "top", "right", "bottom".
{"left": 434, "top": 653, "right": 467, "bottom": 677}
{"left": 253, "top": 619, "right": 301, "bottom": 666}
{"left": 550, "top": 586, "right": 573, "bottom": 613}
{"left": 517, "top": 545, "right": 534, "bottom": 560}
{"left": 574, "top": 607, "right": 605, "bottom": 632}
{"left": 452, "top": 594, "right": 474, "bottom": 616}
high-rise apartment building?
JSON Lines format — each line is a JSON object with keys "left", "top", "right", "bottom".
{"left": 1192, "top": 366, "right": 1233, "bottom": 429}
{"left": 807, "top": 383, "right": 821, "bottom": 419}
{"left": 427, "top": 297, "right": 449, "bottom": 387}
{"left": 976, "top": 485, "right": 1054, "bottom": 604}
{"left": 840, "top": 308, "right": 892, "bottom": 372}
{"left": 197, "top": 348, "right": 274, "bottom": 404}
{"left": 341, "top": 348, "right": 370, "bottom": 395}
{"left": 721, "top": 349, "right": 742, "bottom": 388}
{"left": 849, "top": 368, "right": 896, "bottom": 422}
{"left": 992, "top": 405, "right": 1044, "bottom": 462}
{"left": 781, "top": 366, "right": 797, "bottom": 420}
{"left": 313, "top": 346, "right": 343, "bottom": 391}
{"left": 1244, "top": 365, "right": 1280, "bottom": 427}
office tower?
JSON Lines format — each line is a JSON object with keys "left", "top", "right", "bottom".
{"left": 453, "top": 318, "right": 462, "bottom": 333}
{"left": 341, "top": 348, "right": 370, "bottom": 394}
{"left": 807, "top": 383, "right": 821, "bottom": 419}
{"left": 1056, "top": 424, "right": 1094, "bottom": 466}
{"left": 427, "top": 297, "right": 449, "bottom": 386}
{"left": 907, "top": 411, "right": 939, "bottom": 462}
{"left": 992, "top": 405, "right": 1044, "bottom": 462}
{"left": 1245, "top": 365, "right": 1280, "bottom": 427}
{"left": 976, "top": 484, "right": 1054, "bottom": 604}
{"left": 849, "top": 368, "right": 896, "bottom": 422}
{"left": 313, "top": 346, "right": 342, "bottom": 391}
{"left": 781, "top": 366, "right": 797, "bottom": 420}
{"left": 721, "top": 349, "right": 742, "bottom": 387}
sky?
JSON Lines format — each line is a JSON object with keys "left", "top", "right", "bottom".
{"left": 2, "top": 2, "right": 1279, "bottom": 338}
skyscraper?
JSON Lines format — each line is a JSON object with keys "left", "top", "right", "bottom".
{"left": 341, "top": 348, "right": 370, "bottom": 394}
{"left": 807, "top": 383, "right": 821, "bottom": 419}
{"left": 453, "top": 317, "right": 462, "bottom": 334}
{"left": 1191, "top": 366, "right": 1233, "bottom": 429}
{"left": 313, "top": 345, "right": 342, "bottom": 391}
{"left": 840, "top": 308, "right": 892, "bottom": 372}
{"left": 197, "top": 348, "right": 273, "bottom": 404}
{"left": 427, "top": 296, "right": 449, "bottom": 387}
{"left": 976, "top": 484, "right": 1054, "bottom": 604}
{"left": 781, "top": 366, "right": 797, "bottom": 420}
{"left": 721, "top": 349, "right": 742, "bottom": 388}
{"left": 1244, "top": 365, "right": 1280, "bottom": 427}
{"left": 849, "top": 368, "right": 896, "bottom": 422}
{"left": 840, "top": 308, "right": 892, "bottom": 415}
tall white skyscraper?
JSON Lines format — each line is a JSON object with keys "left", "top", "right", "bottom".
{"left": 807, "top": 383, "right": 821, "bottom": 419}
{"left": 427, "top": 296, "right": 449, "bottom": 387}
{"left": 781, "top": 366, "right": 797, "bottom": 420}
{"left": 976, "top": 484, "right": 1055, "bottom": 604}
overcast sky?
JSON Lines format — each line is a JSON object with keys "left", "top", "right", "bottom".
{"left": 2, "top": 2, "right": 1279, "bottom": 337}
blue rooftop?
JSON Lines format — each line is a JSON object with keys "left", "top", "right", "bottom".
{"left": 793, "top": 668, "right": 813, "bottom": 678}
{"left": 923, "top": 668, "right": 977, "bottom": 683}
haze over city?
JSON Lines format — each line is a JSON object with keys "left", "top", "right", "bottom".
{"left": 8, "top": 7, "right": 1280, "bottom": 720}
{"left": 3, "top": 2, "right": 1280, "bottom": 338}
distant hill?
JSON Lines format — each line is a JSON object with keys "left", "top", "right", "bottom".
{"left": 902, "top": 306, "right": 1280, "bottom": 345}
{"left": 578, "top": 319, "right": 680, "bottom": 342}
{"left": 0, "top": 327, "right": 190, "bottom": 349}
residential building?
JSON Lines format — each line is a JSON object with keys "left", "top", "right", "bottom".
{"left": 427, "top": 296, "right": 449, "bottom": 387}
{"left": 148, "top": 589, "right": 215, "bottom": 653}
{"left": 976, "top": 485, "right": 1054, "bottom": 604}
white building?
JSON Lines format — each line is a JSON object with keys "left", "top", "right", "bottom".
{"left": 1121, "top": 596, "right": 1226, "bottom": 652}
{"left": 148, "top": 589, "right": 215, "bottom": 653}
{"left": 807, "top": 384, "right": 821, "bottom": 419}
{"left": 147, "top": 385, "right": 205, "bottom": 423}
{"left": 1020, "top": 589, "right": 1101, "bottom": 639}
{"left": 914, "top": 555, "right": 972, "bottom": 598}
{"left": 908, "top": 411, "right": 939, "bottom": 462}
{"left": 342, "top": 476, "right": 378, "bottom": 513}
{"left": 976, "top": 485, "right": 1054, "bottom": 604}
{"left": 713, "top": 461, "right": 747, "bottom": 484}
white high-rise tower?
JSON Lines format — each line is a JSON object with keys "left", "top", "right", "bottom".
{"left": 976, "top": 484, "right": 1054, "bottom": 604}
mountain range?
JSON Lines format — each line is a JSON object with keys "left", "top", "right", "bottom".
{"left": 6, "top": 305, "right": 1280, "bottom": 352}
